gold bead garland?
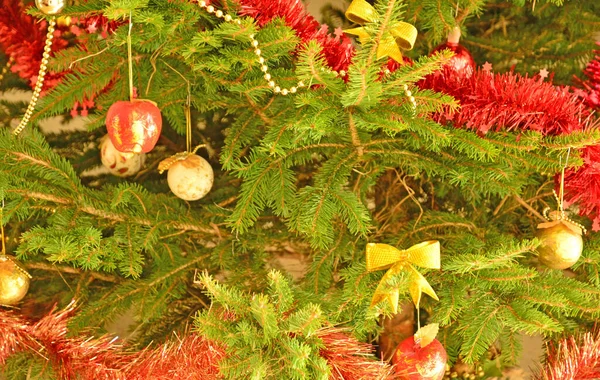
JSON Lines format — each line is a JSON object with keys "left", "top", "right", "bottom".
{"left": 0, "top": 56, "right": 14, "bottom": 84}
{"left": 197, "top": 0, "right": 306, "bottom": 95}
{"left": 195, "top": 0, "right": 417, "bottom": 109}
{"left": 13, "top": 18, "right": 56, "bottom": 136}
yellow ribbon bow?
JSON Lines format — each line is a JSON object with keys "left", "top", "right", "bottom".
{"left": 344, "top": 0, "right": 418, "bottom": 63}
{"left": 366, "top": 241, "right": 440, "bottom": 314}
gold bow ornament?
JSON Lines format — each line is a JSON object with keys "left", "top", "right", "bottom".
{"left": 344, "top": 0, "right": 418, "bottom": 63}
{"left": 366, "top": 240, "right": 440, "bottom": 314}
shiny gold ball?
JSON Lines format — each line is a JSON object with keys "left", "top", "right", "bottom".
{"left": 536, "top": 220, "right": 583, "bottom": 270}
{"left": 0, "top": 256, "right": 31, "bottom": 306}
{"left": 35, "top": 0, "right": 65, "bottom": 15}
{"left": 56, "top": 16, "right": 71, "bottom": 27}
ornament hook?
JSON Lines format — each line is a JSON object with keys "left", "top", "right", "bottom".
{"left": 128, "top": 11, "right": 134, "bottom": 101}
{"left": 0, "top": 199, "right": 5, "bottom": 257}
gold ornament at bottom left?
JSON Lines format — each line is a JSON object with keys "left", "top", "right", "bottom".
{"left": 0, "top": 255, "right": 31, "bottom": 306}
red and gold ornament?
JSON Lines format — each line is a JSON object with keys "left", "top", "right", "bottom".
{"left": 99, "top": 135, "right": 146, "bottom": 177}
{"left": 431, "top": 26, "right": 475, "bottom": 77}
{"left": 393, "top": 324, "right": 447, "bottom": 380}
{"left": 105, "top": 99, "right": 162, "bottom": 154}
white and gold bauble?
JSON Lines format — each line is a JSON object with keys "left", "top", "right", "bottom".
{"left": 160, "top": 153, "right": 214, "bottom": 201}
{"left": 100, "top": 135, "right": 145, "bottom": 177}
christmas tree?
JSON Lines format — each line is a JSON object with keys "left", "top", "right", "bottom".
{"left": 1, "top": 0, "right": 600, "bottom": 378}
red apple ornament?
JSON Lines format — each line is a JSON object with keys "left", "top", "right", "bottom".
{"left": 392, "top": 324, "right": 447, "bottom": 380}
{"left": 431, "top": 26, "right": 475, "bottom": 77}
{"left": 106, "top": 99, "right": 162, "bottom": 153}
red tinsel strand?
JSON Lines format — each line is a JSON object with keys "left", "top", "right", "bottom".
{"left": 0, "top": 304, "right": 395, "bottom": 379}
{"left": 0, "top": 0, "right": 67, "bottom": 90}
{"left": 579, "top": 42, "right": 600, "bottom": 109}
{"left": 562, "top": 145, "right": 600, "bottom": 231}
{"left": 536, "top": 332, "right": 600, "bottom": 380}
{"left": 317, "top": 328, "right": 393, "bottom": 380}
{"left": 419, "top": 67, "right": 592, "bottom": 135}
{"left": 0, "top": 302, "right": 225, "bottom": 380}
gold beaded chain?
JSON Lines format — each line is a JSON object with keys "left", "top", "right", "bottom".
{"left": 13, "top": 17, "right": 56, "bottom": 136}
{"left": 0, "top": 56, "right": 15, "bottom": 84}
{"left": 195, "top": 0, "right": 417, "bottom": 110}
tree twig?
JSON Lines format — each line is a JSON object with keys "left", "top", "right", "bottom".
{"left": 25, "top": 262, "right": 120, "bottom": 283}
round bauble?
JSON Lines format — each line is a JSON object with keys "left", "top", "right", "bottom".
{"left": 35, "top": 0, "right": 65, "bottom": 15}
{"left": 392, "top": 335, "right": 447, "bottom": 380}
{"left": 167, "top": 154, "right": 214, "bottom": 201}
{"left": 0, "top": 256, "right": 31, "bottom": 306}
{"left": 100, "top": 135, "right": 145, "bottom": 177}
{"left": 536, "top": 219, "right": 583, "bottom": 270}
{"left": 431, "top": 26, "right": 475, "bottom": 77}
{"left": 106, "top": 99, "right": 162, "bottom": 154}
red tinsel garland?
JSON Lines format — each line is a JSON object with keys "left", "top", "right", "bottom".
{"left": 576, "top": 42, "right": 600, "bottom": 109}
{"left": 418, "top": 67, "right": 592, "bottom": 135}
{"left": 0, "top": 0, "right": 67, "bottom": 90}
{"left": 0, "top": 302, "right": 225, "bottom": 380}
{"left": 318, "top": 328, "right": 392, "bottom": 380}
{"left": 536, "top": 331, "right": 600, "bottom": 380}
{"left": 0, "top": 303, "right": 391, "bottom": 379}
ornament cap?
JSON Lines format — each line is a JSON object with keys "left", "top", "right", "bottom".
{"left": 447, "top": 26, "right": 461, "bottom": 44}
{"left": 415, "top": 323, "right": 439, "bottom": 348}
{"left": 537, "top": 218, "right": 583, "bottom": 236}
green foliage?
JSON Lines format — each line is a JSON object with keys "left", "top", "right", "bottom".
{"left": 196, "top": 271, "right": 330, "bottom": 380}
{"left": 1, "top": 0, "right": 600, "bottom": 377}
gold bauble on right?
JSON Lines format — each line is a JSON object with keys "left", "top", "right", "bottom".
{"left": 35, "top": 0, "right": 65, "bottom": 15}
{"left": 535, "top": 219, "right": 583, "bottom": 270}
{"left": 0, "top": 255, "right": 31, "bottom": 306}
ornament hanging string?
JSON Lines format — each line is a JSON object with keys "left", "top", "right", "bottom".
{"left": 127, "top": 12, "right": 134, "bottom": 101}
{"left": 542, "top": 147, "right": 587, "bottom": 233}
{"left": 1, "top": 199, "right": 6, "bottom": 257}
{"left": 13, "top": 18, "right": 56, "bottom": 136}
{"left": 161, "top": 60, "right": 194, "bottom": 153}
{"left": 156, "top": 74, "right": 205, "bottom": 175}
{"left": 558, "top": 148, "right": 571, "bottom": 216}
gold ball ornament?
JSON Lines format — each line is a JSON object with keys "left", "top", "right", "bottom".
{"left": 535, "top": 219, "right": 583, "bottom": 270}
{"left": 167, "top": 154, "right": 214, "bottom": 201}
{"left": 0, "top": 256, "right": 31, "bottom": 306}
{"left": 35, "top": 0, "right": 65, "bottom": 15}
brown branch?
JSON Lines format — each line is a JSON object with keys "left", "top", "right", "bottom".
{"left": 513, "top": 195, "right": 547, "bottom": 222}
{"left": 25, "top": 262, "right": 120, "bottom": 283}
{"left": 10, "top": 190, "right": 217, "bottom": 235}
{"left": 348, "top": 111, "right": 364, "bottom": 159}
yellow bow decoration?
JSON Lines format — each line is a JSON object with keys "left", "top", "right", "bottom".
{"left": 344, "top": 0, "right": 418, "bottom": 63}
{"left": 366, "top": 241, "right": 440, "bottom": 314}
